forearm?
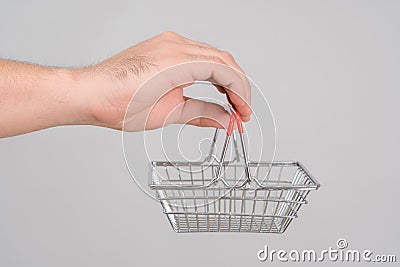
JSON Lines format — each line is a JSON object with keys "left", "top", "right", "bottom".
{"left": 0, "top": 60, "right": 89, "bottom": 137}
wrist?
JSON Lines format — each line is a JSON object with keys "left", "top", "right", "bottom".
{"left": 67, "top": 67, "right": 108, "bottom": 128}
{"left": 71, "top": 65, "right": 141, "bottom": 130}
{"left": 48, "top": 67, "right": 93, "bottom": 126}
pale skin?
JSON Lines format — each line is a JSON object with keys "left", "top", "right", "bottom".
{"left": 0, "top": 32, "right": 251, "bottom": 138}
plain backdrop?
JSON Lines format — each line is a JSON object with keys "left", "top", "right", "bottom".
{"left": 1, "top": 1, "right": 399, "bottom": 266}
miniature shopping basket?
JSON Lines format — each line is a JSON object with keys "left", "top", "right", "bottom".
{"left": 149, "top": 110, "right": 320, "bottom": 233}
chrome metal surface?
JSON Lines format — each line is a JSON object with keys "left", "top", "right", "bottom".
{"left": 148, "top": 117, "right": 320, "bottom": 233}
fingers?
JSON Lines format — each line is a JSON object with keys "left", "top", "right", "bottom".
{"left": 176, "top": 97, "right": 231, "bottom": 129}
{"left": 214, "top": 84, "right": 226, "bottom": 94}
{"left": 178, "top": 34, "right": 251, "bottom": 100}
{"left": 192, "top": 46, "right": 252, "bottom": 115}
{"left": 174, "top": 60, "right": 252, "bottom": 119}
{"left": 154, "top": 32, "right": 252, "bottom": 120}
{"left": 178, "top": 42, "right": 251, "bottom": 120}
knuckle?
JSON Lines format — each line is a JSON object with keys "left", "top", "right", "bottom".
{"left": 160, "top": 46, "right": 178, "bottom": 57}
{"left": 209, "top": 56, "right": 224, "bottom": 64}
{"left": 221, "top": 50, "right": 234, "bottom": 61}
{"left": 160, "top": 31, "right": 179, "bottom": 39}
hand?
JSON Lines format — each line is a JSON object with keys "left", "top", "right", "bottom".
{"left": 76, "top": 32, "right": 251, "bottom": 131}
{"left": 0, "top": 32, "right": 251, "bottom": 138}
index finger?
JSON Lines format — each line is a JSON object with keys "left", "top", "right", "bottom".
{"left": 133, "top": 60, "right": 252, "bottom": 119}
{"left": 170, "top": 59, "right": 252, "bottom": 118}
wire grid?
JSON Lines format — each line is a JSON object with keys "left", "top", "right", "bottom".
{"left": 149, "top": 161, "right": 318, "bottom": 233}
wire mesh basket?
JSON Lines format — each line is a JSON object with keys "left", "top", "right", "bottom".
{"left": 149, "top": 111, "right": 320, "bottom": 233}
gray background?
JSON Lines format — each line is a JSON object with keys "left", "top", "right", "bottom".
{"left": 1, "top": 0, "right": 399, "bottom": 266}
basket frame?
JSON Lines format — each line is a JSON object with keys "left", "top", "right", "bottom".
{"left": 148, "top": 112, "right": 320, "bottom": 233}
{"left": 149, "top": 160, "right": 319, "bottom": 233}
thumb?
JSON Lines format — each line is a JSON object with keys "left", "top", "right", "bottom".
{"left": 176, "top": 97, "right": 231, "bottom": 129}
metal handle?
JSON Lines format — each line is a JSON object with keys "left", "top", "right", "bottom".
{"left": 214, "top": 110, "right": 252, "bottom": 185}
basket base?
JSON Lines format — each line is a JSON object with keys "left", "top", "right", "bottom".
{"left": 165, "top": 213, "right": 293, "bottom": 233}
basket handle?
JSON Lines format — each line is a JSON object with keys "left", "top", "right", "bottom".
{"left": 233, "top": 111, "right": 251, "bottom": 183}
{"left": 204, "top": 109, "right": 241, "bottom": 163}
{"left": 214, "top": 110, "right": 252, "bottom": 184}
{"left": 227, "top": 110, "right": 244, "bottom": 135}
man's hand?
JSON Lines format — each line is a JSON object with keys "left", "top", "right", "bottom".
{"left": 0, "top": 32, "right": 251, "bottom": 137}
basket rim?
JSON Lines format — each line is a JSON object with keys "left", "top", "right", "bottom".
{"left": 148, "top": 160, "right": 320, "bottom": 190}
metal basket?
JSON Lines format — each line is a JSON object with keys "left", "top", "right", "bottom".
{"left": 149, "top": 111, "right": 320, "bottom": 233}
